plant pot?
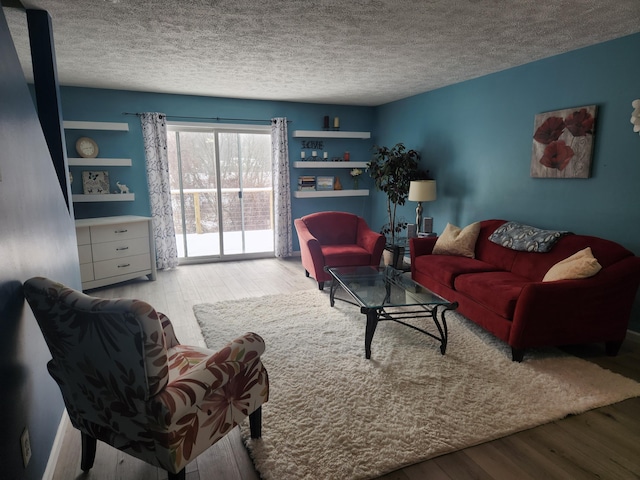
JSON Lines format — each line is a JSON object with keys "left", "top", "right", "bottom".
{"left": 383, "top": 246, "right": 405, "bottom": 269}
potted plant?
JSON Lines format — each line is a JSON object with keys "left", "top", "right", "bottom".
{"left": 367, "top": 143, "right": 421, "bottom": 246}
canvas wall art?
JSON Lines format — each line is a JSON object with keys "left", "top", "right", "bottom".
{"left": 316, "top": 176, "right": 335, "bottom": 191}
{"left": 82, "top": 170, "right": 110, "bottom": 194}
{"left": 530, "top": 105, "right": 596, "bottom": 179}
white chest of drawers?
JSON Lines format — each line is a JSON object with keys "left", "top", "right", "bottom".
{"left": 75, "top": 215, "right": 157, "bottom": 290}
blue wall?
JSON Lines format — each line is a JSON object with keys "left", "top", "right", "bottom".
{"left": 61, "top": 33, "right": 640, "bottom": 329}
{"left": 60, "top": 88, "right": 376, "bottom": 250}
{"left": 1, "top": 8, "right": 79, "bottom": 479}
{"left": 374, "top": 32, "right": 640, "bottom": 330}
{"left": 374, "top": 33, "right": 640, "bottom": 246}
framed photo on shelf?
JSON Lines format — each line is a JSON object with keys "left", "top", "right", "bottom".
{"left": 316, "top": 176, "right": 334, "bottom": 191}
{"left": 82, "top": 170, "right": 110, "bottom": 194}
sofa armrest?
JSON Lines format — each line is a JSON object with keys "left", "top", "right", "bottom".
{"left": 294, "top": 218, "right": 325, "bottom": 271}
{"left": 158, "top": 312, "right": 180, "bottom": 348}
{"left": 151, "top": 332, "right": 267, "bottom": 426}
{"left": 294, "top": 217, "right": 314, "bottom": 243}
{"left": 356, "top": 220, "right": 382, "bottom": 251}
{"left": 356, "top": 219, "right": 385, "bottom": 261}
{"left": 509, "top": 257, "right": 640, "bottom": 349}
{"left": 410, "top": 237, "right": 438, "bottom": 276}
{"left": 410, "top": 237, "right": 438, "bottom": 258}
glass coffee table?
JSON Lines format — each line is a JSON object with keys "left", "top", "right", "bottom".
{"left": 326, "top": 265, "right": 458, "bottom": 359}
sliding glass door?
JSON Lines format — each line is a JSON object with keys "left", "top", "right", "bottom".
{"left": 166, "top": 123, "right": 274, "bottom": 260}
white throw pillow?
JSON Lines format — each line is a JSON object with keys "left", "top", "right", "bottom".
{"left": 432, "top": 222, "right": 481, "bottom": 258}
{"left": 543, "top": 247, "right": 602, "bottom": 282}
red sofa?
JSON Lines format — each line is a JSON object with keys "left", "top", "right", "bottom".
{"left": 410, "top": 219, "right": 640, "bottom": 361}
{"left": 295, "top": 211, "right": 385, "bottom": 290}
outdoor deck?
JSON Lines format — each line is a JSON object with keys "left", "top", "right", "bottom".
{"left": 176, "top": 229, "right": 274, "bottom": 258}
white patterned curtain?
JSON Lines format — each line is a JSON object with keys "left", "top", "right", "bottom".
{"left": 271, "top": 118, "right": 292, "bottom": 257}
{"left": 140, "top": 112, "right": 179, "bottom": 269}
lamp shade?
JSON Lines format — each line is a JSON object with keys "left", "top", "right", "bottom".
{"left": 409, "top": 180, "right": 437, "bottom": 202}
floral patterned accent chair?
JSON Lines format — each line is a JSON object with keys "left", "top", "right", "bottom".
{"left": 23, "top": 277, "right": 269, "bottom": 480}
{"left": 295, "top": 211, "right": 386, "bottom": 290}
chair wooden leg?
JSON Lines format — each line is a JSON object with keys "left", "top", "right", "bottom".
{"left": 249, "top": 406, "right": 262, "bottom": 439}
{"left": 318, "top": 281, "right": 324, "bottom": 290}
{"left": 168, "top": 468, "right": 186, "bottom": 480}
{"left": 80, "top": 432, "right": 97, "bottom": 472}
{"left": 305, "top": 270, "right": 310, "bottom": 277}
{"left": 605, "top": 340, "right": 623, "bottom": 356}
{"left": 511, "top": 347, "right": 524, "bottom": 362}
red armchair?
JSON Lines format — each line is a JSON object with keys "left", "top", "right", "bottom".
{"left": 294, "top": 211, "right": 385, "bottom": 290}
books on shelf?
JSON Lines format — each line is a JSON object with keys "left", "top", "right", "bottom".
{"left": 298, "top": 175, "right": 316, "bottom": 191}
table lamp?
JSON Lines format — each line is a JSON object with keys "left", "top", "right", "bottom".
{"left": 408, "top": 180, "right": 437, "bottom": 233}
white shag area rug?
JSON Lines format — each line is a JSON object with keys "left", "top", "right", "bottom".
{"left": 194, "top": 290, "right": 640, "bottom": 480}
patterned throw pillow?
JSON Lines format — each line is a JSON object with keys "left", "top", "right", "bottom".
{"left": 488, "top": 221, "right": 570, "bottom": 252}
{"left": 432, "top": 222, "right": 481, "bottom": 258}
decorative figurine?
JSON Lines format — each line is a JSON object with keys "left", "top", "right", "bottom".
{"left": 116, "top": 181, "right": 131, "bottom": 194}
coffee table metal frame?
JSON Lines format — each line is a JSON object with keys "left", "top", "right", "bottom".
{"left": 326, "top": 265, "right": 458, "bottom": 359}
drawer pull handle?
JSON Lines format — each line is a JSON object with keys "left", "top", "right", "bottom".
{"left": 116, "top": 247, "right": 129, "bottom": 251}
{"left": 117, "top": 263, "right": 131, "bottom": 268}
{"left": 115, "top": 229, "right": 128, "bottom": 233}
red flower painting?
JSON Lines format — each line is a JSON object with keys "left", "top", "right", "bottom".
{"left": 530, "top": 105, "right": 596, "bottom": 178}
{"left": 533, "top": 116, "right": 565, "bottom": 144}
{"left": 565, "top": 108, "right": 594, "bottom": 136}
{"left": 539, "top": 141, "right": 575, "bottom": 171}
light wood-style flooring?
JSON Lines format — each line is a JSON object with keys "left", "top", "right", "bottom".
{"left": 52, "top": 259, "right": 640, "bottom": 480}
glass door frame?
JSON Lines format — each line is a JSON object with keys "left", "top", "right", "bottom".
{"left": 167, "top": 121, "right": 274, "bottom": 263}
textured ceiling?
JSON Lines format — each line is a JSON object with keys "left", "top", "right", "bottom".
{"left": 4, "top": 0, "right": 640, "bottom": 106}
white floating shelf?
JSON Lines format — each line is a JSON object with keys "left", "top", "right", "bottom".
{"left": 72, "top": 194, "right": 135, "bottom": 202}
{"left": 294, "top": 189, "right": 369, "bottom": 198}
{"left": 293, "top": 130, "right": 370, "bottom": 139}
{"left": 293, "top": 161, "right": 368, "bottom": 168}
{"left": 68, "top": 158, "right": 132, "bottom": 167}
{"left": 64, "top": 121, "right": 129, "bottom": 131}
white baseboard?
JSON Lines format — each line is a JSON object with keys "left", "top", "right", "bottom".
{"left": 42, "top": 410, "right": 69, "bottom": 480}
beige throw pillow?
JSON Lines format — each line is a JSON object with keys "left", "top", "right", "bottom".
{"left": 432, "top": 222, "right": 481, "bottom": 258}
{"left": 542, "top": 247, "right": 602, "bottom": 282}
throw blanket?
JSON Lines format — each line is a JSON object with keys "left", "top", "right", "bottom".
{"left": 489, "top": 221, "right": 571, "bottom": 252}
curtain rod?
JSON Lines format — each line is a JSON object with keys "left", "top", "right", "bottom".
{"left": 122, "top": 112, "right": 291, "bottom": 124}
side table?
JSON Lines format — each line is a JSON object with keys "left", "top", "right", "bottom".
{"left": 385, "top": 238, "right": 410, "bottom": 272}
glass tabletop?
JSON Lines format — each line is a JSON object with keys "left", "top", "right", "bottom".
{"left": 326, "top": 265, "right": 451, "bottom": 309}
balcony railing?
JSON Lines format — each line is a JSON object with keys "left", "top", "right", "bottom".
{"left": 170, "top": 187, "right": 273, "bottom": 235}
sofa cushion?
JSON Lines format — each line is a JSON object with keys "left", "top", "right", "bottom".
{"left": 474, "top": 220, "right": 520, "bottom": 271}
{"left": 433, "top": 222, "right": 481, "bottom": 258}
{"left": 543, "top": 247, "right": 602, "bottom": 282}
{"left": 454, "top": 271, "right": 531, "bottom": 320}
{"left": 302, "top": 212, "right": 359, "bottom": 245}
{"left": 488, "top": 221, "right": 571, "bottom": 252}
{"left": 414, "top": 254, "right": 499, "bottom": 288}
{"left": 322, "top": 244, "right": 372, "bottom": 267}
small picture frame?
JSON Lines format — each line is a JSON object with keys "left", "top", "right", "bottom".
{"left": 82, "top": 171, "right": 110, "bottom": 194}
{"left": 316, "top": 176, "right": 334, "bottom": 191}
